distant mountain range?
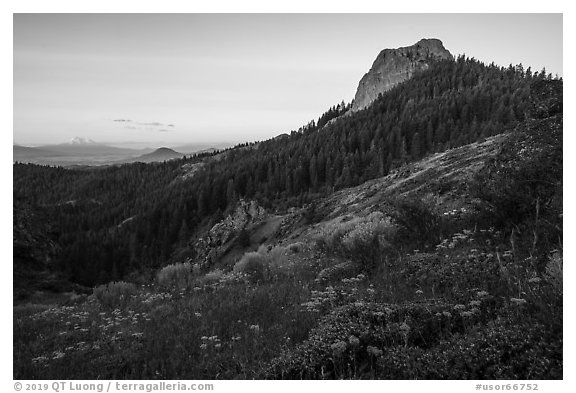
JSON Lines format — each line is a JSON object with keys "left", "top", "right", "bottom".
{"left": 13, "top": 139, "right": 229, "bottom": 166}
{"left": 33, "top": 139, "right": 153, "bottom": 157}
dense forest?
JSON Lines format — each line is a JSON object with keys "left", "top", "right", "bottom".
{"left": 13, "top": 55, "right": 557, "bottom": 287}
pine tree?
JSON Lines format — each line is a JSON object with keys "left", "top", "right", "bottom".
{"left": 226, "top": 178, "right": 236, "bottom": 206}
{"left": 411, "top": 132, "right": 422, "bottom": 160}
{"left": 178, "top": 220, "right": 190, "bottom": 245}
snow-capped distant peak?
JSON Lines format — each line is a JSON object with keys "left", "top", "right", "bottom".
{"left": 69, "top": 137, "right": 97, "bottom": 145}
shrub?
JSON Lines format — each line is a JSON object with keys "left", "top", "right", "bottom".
{"left": 340, "top": 212, "right": 394, "bottom": 269}
{"left": 264, "top": 300, "right": 476, "bottom": 379}
{"left": 470, "top": 112, "right": 562, "bottom": 236}
{"left": 287, "top": 242, "right": 306, "bottom": 254}
{"left": 388, "top": 195, "right": 445, "bottom": 248}
{"left": 93, "top": 281, "right": 137, "bottom": 309}
{"left": 377, "top": 319, "right": 562, "bottom": 379}
{"left": 202, "top": 268, "right": 225, "bottom": 284}
{"left": 233, "top": 252, "right": 269, "bottom": 282}
{"left": 267, "top": 245, "right": 288, "bottom": 264}
{"left": 157, "top": 262, "right": 194, "bottom": 288}
{"left": 316, "top": 261, "right": 360, "bottom": 283}
{"left": 314, "top": 212, "right": 394, "bottom": 270}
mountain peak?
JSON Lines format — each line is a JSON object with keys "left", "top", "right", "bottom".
{"left": 351, "top": 38, "right": 452, "bottom": 112}
{"left": 414, "top": 38, "right": 449, "bottom": 52}
{"left": 126, "top": 146, "right": 184, "bottom": 163}
{"left": 154, "top": 147, "right": 177, "bottom": 154}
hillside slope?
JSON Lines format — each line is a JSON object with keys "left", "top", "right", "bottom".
{"left": 14, "top": 79, "right": 562, "bottom": 379}
{"left": 13, "top": 54, "right": 540, "bottom": 287}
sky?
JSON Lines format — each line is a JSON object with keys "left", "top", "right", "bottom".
{"left": 13, "top": 13, "right": 563, "bottom": 148}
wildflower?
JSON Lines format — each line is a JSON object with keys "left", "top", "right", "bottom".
{"left": 470, "top": 307, "right": 480, "bottom": 314}
{"left": 399, "top": 322, "right": 410, "bottom": 333}
{"left": 131, "top": 332, "right": 144, "bottom": 338}
{"left": 249, "top": 324, "right": 260, "bottom": 334}
{"left": 194, "top": 312, "right": 202, "bottom": 317}
{"left": 528, "top": 277, "right": 542, "bottom": 284}
{"left": 348, "top": 335, "right": 360, "bottom": 347}
{"left": 366, "top": 346, "right": 383, "bottom": 357}
{"left": 52, "top": 351, "right": 65, "bottom": 360}
{"left": 469, "top": 300, "right": 481, "bottom": 307}
{"left": 442, "top": 311, "right": 452, "bottom": 318}
{"left": 214, "top": 343, "right": 222, "bottom": 350}
{"left": 510, "top": 298, "right": 527, "bottom": 306}
{"left": 199, "top": 344, "right": 207, "bottom": 350}
{"left": 32, "top": 356, "right": 49, "bottom": 363}
{"left": 415, "top": 289, "right": 424, "bottom": 295}
{"left": 454, "top": 304, "right": 466, "bottom": 311}
{"left": 460, "top": 311, "right": 474, "bottom": 318}
{"left": 476, "top": 291, "right": 489, "bottom": 298}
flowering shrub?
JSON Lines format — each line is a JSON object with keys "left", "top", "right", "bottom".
{"left": 265, "top": 299, "right": 490, "bottom": 379}
{"left": 376, "top": 319, "right": 562, "bottom": 379}
{"left": 92, "top": 281, "right": 137, "bottom": 309}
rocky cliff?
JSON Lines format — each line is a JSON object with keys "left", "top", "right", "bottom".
{"left": 193, "top": 200, "right": 266, "bottom": 266}
{"left": 351, "top": 38, "right": 452, "bottom": 112}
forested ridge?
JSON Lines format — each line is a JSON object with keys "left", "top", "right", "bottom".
{"left": 13, "top": 56, "right": 558, "bottom": 287}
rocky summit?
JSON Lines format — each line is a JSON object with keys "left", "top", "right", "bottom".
{"left": 351, "top": 38, "right": 452, "bottom": 112}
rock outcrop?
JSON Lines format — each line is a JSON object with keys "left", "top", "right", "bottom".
{"left": 194, "top": 200, "right": 266, "bottom": 266}
{"left": 351, "top": 38, "right": 452, "bottom": 112}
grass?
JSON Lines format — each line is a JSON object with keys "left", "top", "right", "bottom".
{"left": 14, "top": 228, "right": 562, "bottom": 379}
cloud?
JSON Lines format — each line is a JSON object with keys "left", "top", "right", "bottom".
{"left": 113, "top": 118, "right": 175, "bottom": 132}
